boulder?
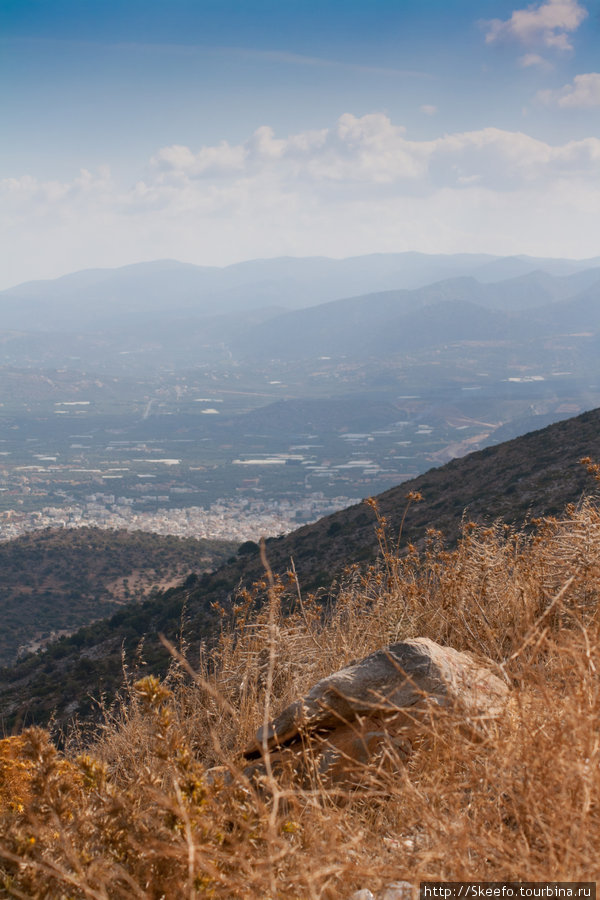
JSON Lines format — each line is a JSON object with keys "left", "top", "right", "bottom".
{"left": 244, "top": 637, "right": 508, "bottom": 785}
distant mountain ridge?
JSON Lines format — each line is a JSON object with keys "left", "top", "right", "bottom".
{"left": 2, "top": 252, "right": 600, "bottom": 333}
{"left": 1, "top": 254, "right": 600, "bottom": 380}
{"left": 1, "top": 405, "right": 599, "bottom": 731}
{"left": 233, "top": 270, "right": 600, "bottom": 360}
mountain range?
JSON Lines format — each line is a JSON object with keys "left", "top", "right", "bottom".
{"left": 1, "top": 255, "right": 599, "bottom": 378}
{"left": 2, "top": 252, "right": 600, "bottom": 334}
{"left": 233, "top": 269, "right": 600, "bottom": 360}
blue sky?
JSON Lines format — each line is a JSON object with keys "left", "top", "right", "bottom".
{"left": 1, "top": 0, "right": 599, "bottom": 287}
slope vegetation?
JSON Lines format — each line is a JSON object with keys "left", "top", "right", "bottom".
{"left": 0, "top": 528, "right": 237, "bottom": 666}
{"left": 1, "top": 406, "right": 599, "bottom": 729}
{"left": 1, "top": 481, "right": 599, "bottom": 893}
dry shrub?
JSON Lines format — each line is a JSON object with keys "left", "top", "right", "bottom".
{"left": 0, "top": 736, "right": 36, "bottom": 815}
{"left": 1, "top": 496, "right": 600, "bottom": 896}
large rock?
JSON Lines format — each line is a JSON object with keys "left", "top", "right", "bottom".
{"left": 244, "top": 637, "right": 508, "bottom": 785}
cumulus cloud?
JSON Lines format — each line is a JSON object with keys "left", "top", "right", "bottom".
{"left": 151, "top": 114, "right": 417, "bottom": 185}
{"left": 537, "top": 72, "right": 600, "bottom": 107}
{"left": 420, "top": 105, "right": 438, "bottom": 115}
{"left": 484, "top": 0, "right": 587, "bottom": 51}
{"left": 148, "top": 115, "right": 600, "bottom": 193}
{"left": 2, "top": 114, "right": 600, "bottom": 286}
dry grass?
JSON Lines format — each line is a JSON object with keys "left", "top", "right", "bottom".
{"left": 1, "top": 491, "right": 600, "bottom": 897}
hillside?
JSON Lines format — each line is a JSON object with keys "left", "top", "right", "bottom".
{"left": 1, "top": 406, "right": 599, "bottom": 731}
{"left": 0, "top": 528, "right": 237, "bottom": 667}
{"left": 1, "top": 459, "right": 599, "bottom": 894}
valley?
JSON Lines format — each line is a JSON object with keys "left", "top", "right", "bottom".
{"left": 1, "top": 325, "right": 598, "bottom": 541}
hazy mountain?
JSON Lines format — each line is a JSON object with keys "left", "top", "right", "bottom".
{"left": 539, "top": 282, "right": 600, "bottom": 334}
{"left": 2, "top": 405, "right": 599, "bottom": 730}
{"left": 3, "top": 253, "right": 600, "bottom": 333}
{"left": 233, "top": 270, "right": 600, "bottom": 361}
{"left": 470, "top": 268, "right": 600, "bottom": 309}
{"left": 473, "top": 254, "right": 600, "bottom": 282}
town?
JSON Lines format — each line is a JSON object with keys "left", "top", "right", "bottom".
{"left": 0, "top": 491, "right": 360, "bottom": 543}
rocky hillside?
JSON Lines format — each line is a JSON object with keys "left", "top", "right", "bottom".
{"left": 0, "top": 528, "right": 237, "bottom": 666}
{"left": 1, "top": 471, "right": 599, "bottom": 894}
{"left": 1, "top": 406, "right": 599, "bottom": 730}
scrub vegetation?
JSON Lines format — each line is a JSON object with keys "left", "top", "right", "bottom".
{"left": 1, "top": 473, "right": 599, "bottom": 897}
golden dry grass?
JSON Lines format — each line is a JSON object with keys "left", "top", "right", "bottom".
{"left": 1, "top": 491, "right": 599, "bottom": 897}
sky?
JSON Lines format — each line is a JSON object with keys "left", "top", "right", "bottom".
{"left": 1, "top": 0, "right": 599, "bottom": 288}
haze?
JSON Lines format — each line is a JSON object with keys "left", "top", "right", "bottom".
{"left": 1, "top": 0, "right": 599, "bottom": 289}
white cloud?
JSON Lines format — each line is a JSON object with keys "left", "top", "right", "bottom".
{"left": 537, "top": 72, "right": 600, "bottom": 107}
{"left": 2, "top": 114, "right": 600, "bottom": 287}
{"left": 0, "top": 167, "right": 115, "bottom": 219}
{"left": 152, "top": 141, "right": 246, "bottom": 177}
{"left": 147, "top": 116, "right": 600, "bottom": 192}
{"left": 420, "top": 105, "right": 438, "bottom": 115}
{"left": 519, "top": 53, "right": 553, "bottom": 69}
{"left": 484, "top": 0, "right": 587, "bottom": 51}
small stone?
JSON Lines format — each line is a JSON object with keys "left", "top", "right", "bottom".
{"left": 349, "top": 891, "right": 375, "bottom": 900}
